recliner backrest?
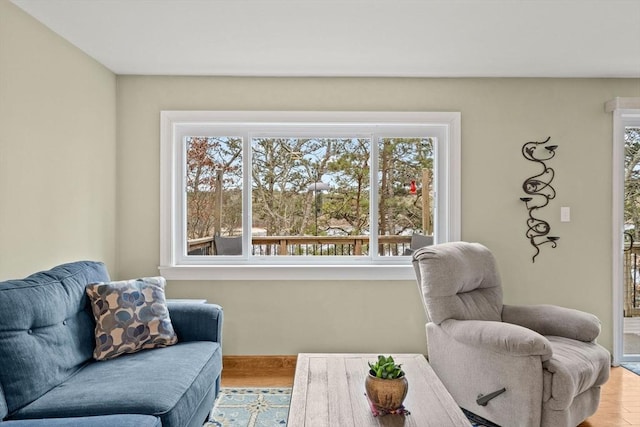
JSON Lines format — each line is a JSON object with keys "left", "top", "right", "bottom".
{"left": 412, "top": 242, "right": 503, "bottom": 324}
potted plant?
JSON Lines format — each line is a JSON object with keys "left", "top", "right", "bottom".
{"left": 365, "top": 355, "right": 408, "bottom": 412}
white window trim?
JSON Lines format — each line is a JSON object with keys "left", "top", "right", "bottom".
{"left": 159, "top": 111, "right": 461, "bottom": 281}
{"left": 608, "top": 97, "right": 640, "bottom": 364}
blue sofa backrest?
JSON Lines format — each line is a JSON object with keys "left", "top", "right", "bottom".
{"left": 0, "top": 261, "right": 110, "bottom": 416}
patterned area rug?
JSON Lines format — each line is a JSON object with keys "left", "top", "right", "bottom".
{"left": 206, "top": 387, "right": 498, "bottom": 426}
{"left": 205, "top": 388, "right": 289, "bottom": 427}
{"left": 621, "top": 362, "right": 640, "bottom": 376}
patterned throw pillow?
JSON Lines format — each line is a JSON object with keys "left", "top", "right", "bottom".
{"left": 85, "top": 276, "right": 178, "bottom": 361}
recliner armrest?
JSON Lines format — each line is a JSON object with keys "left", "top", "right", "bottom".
{"left": 440, "top": 319, "right": 552, "bottom": 360}
{"left": 167, "top": 302, "right": 223, "bottom": 343}
{"left": 502, "top": 304, "right": 601, "bottom": 342}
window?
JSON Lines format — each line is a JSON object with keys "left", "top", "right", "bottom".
{"left": 160, "top": 111, "right": 460, "bottom": 280}
{"left": 608, "top": 96, "right": 640, "bottom": 364}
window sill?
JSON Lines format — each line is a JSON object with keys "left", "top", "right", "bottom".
{"left": 158, "top": 264, "right": 416, "bottom": 281}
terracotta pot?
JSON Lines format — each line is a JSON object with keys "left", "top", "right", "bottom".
{"left": 364, "top": 373, "right": 408, "bottom": 411}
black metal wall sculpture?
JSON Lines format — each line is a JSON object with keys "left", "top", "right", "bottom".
{"left": 520, "top": 137, "right": 559, "bottom": 262}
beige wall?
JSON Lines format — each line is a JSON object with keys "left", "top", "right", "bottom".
{"left": 2, "top": 0, "right": 639, "bottom": 356}
{"left": 0, "top": 1, "right": 117, "bottom": 278}
{"left": 117, "top": 76, "right": 640, "bottom": 355}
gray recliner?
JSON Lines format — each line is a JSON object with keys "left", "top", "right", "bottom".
{"left": 412, "top": 241, "right": 610, "bottom": 427}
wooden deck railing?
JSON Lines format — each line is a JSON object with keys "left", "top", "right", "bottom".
{"left": 625, "top": 242, "right": 640, "bottom": 316}
{"left": 187, "top": 235, "right": 413, "bottom": 256}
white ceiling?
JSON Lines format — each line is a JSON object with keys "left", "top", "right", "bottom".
{"left": 10, "top": 0, "right": 640, "bottom": 78}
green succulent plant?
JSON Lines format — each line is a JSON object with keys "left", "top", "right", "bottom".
{"left": 368, "top": 355, "right": 405, "bottom": 379}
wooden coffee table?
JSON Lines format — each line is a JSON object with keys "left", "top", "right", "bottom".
{"left": 288, "top": 353, "right": 470, "bottom": 426}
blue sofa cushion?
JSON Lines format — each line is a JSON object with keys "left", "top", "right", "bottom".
{"left": 85, "top": 277, "right": 177, "bottom": 360}
{"left": 0, "top": 261, "right": 109, "bottom": 414}
{"left": 11, "top": 341, "right": 222, "bottom": 427}
{"left": 1, "top": 414, "right": 161, "bottom": 427}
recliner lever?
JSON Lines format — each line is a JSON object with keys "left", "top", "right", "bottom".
{"left": 476, "top": 387, "right": 506, "bottom": 406}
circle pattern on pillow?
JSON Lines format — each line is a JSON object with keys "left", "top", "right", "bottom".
{"left": 85, "top": 276, "right": 178, "bottom": 360}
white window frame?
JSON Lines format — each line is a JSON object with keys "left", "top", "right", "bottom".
{"left": 608, "top": 97, "right": 640, "bottom": 365}
{"left": 159, "top": 111, "right": 460, "bottom": 281}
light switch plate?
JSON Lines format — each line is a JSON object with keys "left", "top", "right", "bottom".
{"left": 561, "top": 207, "right": 570, "bottom": 222}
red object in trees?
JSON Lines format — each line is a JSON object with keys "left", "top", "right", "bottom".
{"left": 409, "top": 180, "right": 417, "bottom": 194}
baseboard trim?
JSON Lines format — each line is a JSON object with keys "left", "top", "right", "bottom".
{"left": 223, "top": 355, "right": 297, "bottom": 375}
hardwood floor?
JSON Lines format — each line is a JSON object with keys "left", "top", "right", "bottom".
{"left": 578, "top": 366, "right": 640, "bottom": 427}
{"left": 221, "top": 356, "right": 640, "bottom": 426}
{"left": 221, "top": 355, "right": 295, "bottom": 388}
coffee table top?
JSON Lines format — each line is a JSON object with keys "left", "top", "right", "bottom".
{"left": 288, "top": 353, "right": 470, "bottom": 427}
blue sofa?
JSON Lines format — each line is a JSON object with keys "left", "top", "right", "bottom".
{"left": 0, "top": 261, "right": 223, "bottom": 427}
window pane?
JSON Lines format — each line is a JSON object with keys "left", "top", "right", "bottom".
{"left": 251, "top": 137, "right": 370, "bottom": 256}
{"left": 185, "top": 136, "right": 242, "bottom": 256}
{"left": 625, "top": 127, "right": 640, "bottom": 241}
{"left": 378, "top": 137, "right": 435, "bottom": 256}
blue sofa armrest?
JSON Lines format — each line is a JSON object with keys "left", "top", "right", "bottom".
{"left": 167, "top": 302, "right": 223, "bottom": 343}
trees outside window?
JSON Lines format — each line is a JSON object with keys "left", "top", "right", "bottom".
{"left": 184, "top": 136, "right": 434, "bottom": 257}
{"left": 186, "top": 136, "right": 242, "bottom": 240}
{"left": 625, "top": 127, "right": 640, "bottom": 240}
